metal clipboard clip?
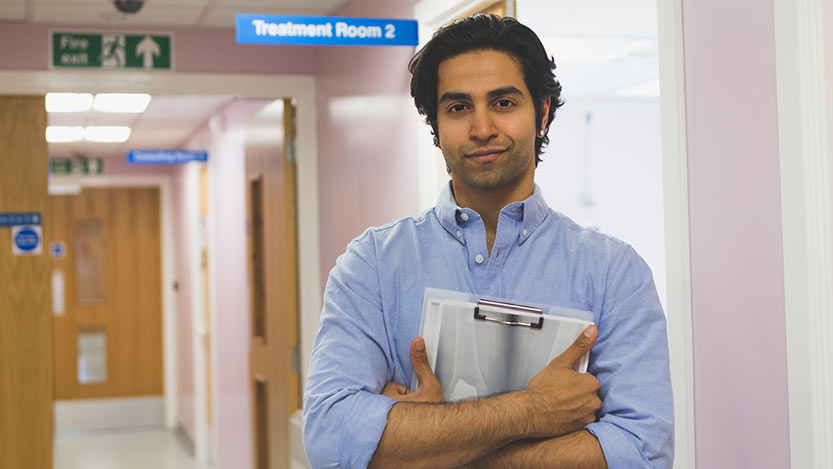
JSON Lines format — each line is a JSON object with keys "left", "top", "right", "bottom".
{"left": 473, "top": 298, "right": 544, "bottom": 329}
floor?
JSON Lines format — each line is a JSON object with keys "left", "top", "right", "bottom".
{"left": 54, "top": 426, "right": 212, "bottom": 469}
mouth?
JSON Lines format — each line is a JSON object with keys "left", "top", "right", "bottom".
{"left": 465, "top": 148, "right": 506, "bottom": 163}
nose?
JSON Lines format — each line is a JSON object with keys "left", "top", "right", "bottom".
{"left": 469, "top": 107, "right": 498, "bottom": 142}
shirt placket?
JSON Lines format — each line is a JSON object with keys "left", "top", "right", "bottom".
{"left": 457, "top": 210, "right": 489, "bottom": 291}
{"left": 481, "top": 209, "right": 520, "bottom": 297}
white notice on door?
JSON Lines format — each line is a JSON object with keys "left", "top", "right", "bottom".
{"left": 52, "top": 269, "right": 65, "bottom": 316}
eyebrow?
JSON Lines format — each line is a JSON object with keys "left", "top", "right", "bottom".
{"left": 438, "top": 86, "right": 525, "bottom": 104}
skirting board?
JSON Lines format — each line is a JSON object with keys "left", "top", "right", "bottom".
{"left": 54, "top": 396, "right": 164, "bottom": 432}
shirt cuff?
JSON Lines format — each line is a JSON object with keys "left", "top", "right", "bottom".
{"left": 341, "top": 391, "right": 397, "bottom": 468}
{"left": 585, "top": 421, "right": 651, "bottom": 469}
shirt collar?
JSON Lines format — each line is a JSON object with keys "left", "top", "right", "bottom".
{"left": 435, "top": 181, "right": 549, "bottom": 244}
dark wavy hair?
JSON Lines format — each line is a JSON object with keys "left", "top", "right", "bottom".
{"left": 408, "top": 14, "right": 564, "bottom": 165}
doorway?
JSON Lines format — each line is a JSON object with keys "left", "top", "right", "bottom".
{"left": 0, "top": 71, "right": 321, "bottom": 468}
{"left": 50, "top": 187, "right": 164, "bottom": 428}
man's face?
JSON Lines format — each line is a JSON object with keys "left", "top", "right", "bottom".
{"left": 436, "top": 49, "right": 548, "bottom": 195}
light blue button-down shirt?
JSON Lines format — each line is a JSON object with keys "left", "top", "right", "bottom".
{"left": 303, "top": 183, "right": 673, "bottom": 468}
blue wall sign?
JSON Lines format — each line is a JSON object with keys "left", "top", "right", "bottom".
{"left": 236, "top": 14, "right": 418, "bottom": 46}
{"left": 50, "top": 241, "right": 67, "bottom": 259}
{"left": 0, "top": 212, "right": 40, "bottom": 227}
{"left": 12, "top": 225, "right": 42, "bottom": 255}
{"left": 127, "top": 150, "right": 208, "bottom": 165}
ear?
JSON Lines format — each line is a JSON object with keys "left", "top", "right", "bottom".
{"left": 539, "top": 97, "right": 551, "bottom": 133}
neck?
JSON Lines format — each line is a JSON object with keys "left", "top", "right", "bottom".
{"left": 451, "top": 175, "right": 534, "bottom": 254}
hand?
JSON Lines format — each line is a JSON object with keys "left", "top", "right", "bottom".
{"left": 381, "top": 337, "right": 445, "bottom": 403}
{"left": 521, "top": 325, "right": 602, "bottom": 438}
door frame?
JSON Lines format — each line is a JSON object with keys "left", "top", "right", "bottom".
{"left": 48, "top": 174, "right": 176, "bottom": 428}
{"left": 412, "top": 1, "right": 696, "bottom": 467}
{"left": 3, "top": 70, "right": 322, "bottom": 464}
{"left": 773, "top": 0, "right": 833, "bottom": 466}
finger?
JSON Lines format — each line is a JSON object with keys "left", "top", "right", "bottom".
{"left": 552, "top": 325, "right": 598, "bottom": 368}
{"left": 410, "top": 337, "right": 439, "bottom": 388}
{"left": 381, "top": 382, "right": 409, "bottom": 399}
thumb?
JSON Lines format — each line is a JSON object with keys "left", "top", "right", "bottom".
{"left": 552, "top": 324, "right": 597, "bottom": 368}
{"left": 410, "top": 337, "right": 438, "bottom": 388}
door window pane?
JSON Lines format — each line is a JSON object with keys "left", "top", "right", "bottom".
{"left": 78, "top": 328, "right": 107, "bottom": 384}
{"left": 75, "top": 219, "right": 106, "bottom": 302}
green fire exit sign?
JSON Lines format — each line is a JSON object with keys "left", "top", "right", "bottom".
{"left": 51, "top": 32, "right": 172, "bottom": 70}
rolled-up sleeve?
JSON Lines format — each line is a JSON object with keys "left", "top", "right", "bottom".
{"left": 585, "top": 245, "right": 674, "bottom": 468}
{"left": 303, "top": 233, "right": 396, "bottom": 468}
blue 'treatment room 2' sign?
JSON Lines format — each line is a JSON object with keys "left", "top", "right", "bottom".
{"left": 235, "top": 14, "right": 418, "bottom": 46}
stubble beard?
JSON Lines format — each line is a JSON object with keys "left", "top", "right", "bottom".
{"left": 445, "top": 135, "right": 536, "bottom": 192}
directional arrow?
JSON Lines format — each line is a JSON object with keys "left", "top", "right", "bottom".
{"left": 136, "top": 35, "right": 160, "bottom": 69}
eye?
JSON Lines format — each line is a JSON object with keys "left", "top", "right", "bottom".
{"left": 448, "top": 103, "right": 468, "bottom": 113}
{"left": 495, "top": 99, "right": 515, "bottom": 109}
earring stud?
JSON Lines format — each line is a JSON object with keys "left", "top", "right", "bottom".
{"left": 538, "top": 129, "right": 545, "bottom": 138}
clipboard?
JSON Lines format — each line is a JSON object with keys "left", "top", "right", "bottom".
{"left": 411, "top": 288, "right": 594, "bottom": 402}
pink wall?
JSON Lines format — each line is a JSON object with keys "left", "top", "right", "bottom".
{"left": 184, "top": 99, "right": 270, "bottom": 468}
{"left": 682, "top": 1, "right": 791, "bottom": 467}
{"left": 315, "top": 0, "right": 420, "bottom": 286}
{"left": 171, "top": 163, "right": 195, "bottom": 440}
{"left": 0, "top": 23, "right": 316, "bottom": 74}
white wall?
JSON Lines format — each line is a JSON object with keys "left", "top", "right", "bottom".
{"left": 536, "top": 98, "right": 666, "bottom": 306}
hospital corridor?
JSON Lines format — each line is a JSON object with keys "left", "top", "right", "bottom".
{"left": 2, "top": 0, "right": 833, "bottom": 468}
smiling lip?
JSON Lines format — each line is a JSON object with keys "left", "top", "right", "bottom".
{"left": 466, "top": 148, "right": 506, "bottom": 163}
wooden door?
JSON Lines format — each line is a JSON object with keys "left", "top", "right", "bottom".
{"left": 0, "top": 95, "right": 52, "bottom": 469}
{"left": 50, "top": 187, "right": 163, "bottom": 400}
{"left": 247, "top": 98, "right": 301, "bottom": 469}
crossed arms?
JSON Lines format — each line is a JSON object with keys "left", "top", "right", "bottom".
{"left": 368, "top": 330, "right": 607, "bottom": 468}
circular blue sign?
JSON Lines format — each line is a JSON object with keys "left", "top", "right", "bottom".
{"left": 14, "top": 227, "right": 39, "bottom": 252}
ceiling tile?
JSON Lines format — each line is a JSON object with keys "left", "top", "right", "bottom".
{"left": 0, "top": 4, "right": 25, "bottom": 21}
{"left": 143, "top": 0, "right": 209, "bottom": 6}
{"left": 126, "top": 126, "right": 191, "bottom": 148}
{"left": 201, "top": 6, "right": 328, "bottom": 28}
{"left": 48, "top": 112, "right": 139, "bottom": 127}
{"left": 32, "top": 0, "right": 107, "bottom": 5}
{"left": 33, "top": 4, "right": 207, "bottom": 26}
{"left": 34, "top": 4, "right": 128, "bottom": 24}
{"left": 215, "top": 0, "right": 345, "bottom": 9}
{"left": 48, "top": 141, "right": 124, "bottom": 159}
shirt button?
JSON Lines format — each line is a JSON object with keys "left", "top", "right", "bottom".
{"left": 522, "top": 229, "right": 528, "bottom": 237}
{"left": 460, "top": 212, "right": 469, "bottom": 221}
{"left": 475, "top": 254, "right": 484, "bottom": 264}
{"left": 456, "top": 230, "right": 462, "bottom": 238}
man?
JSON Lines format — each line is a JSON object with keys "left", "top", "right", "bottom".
{"left": 303, "top": 14, "right": 673, "bottom": 468}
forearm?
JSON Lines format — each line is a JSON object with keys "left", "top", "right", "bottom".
{"left": 472, "top": 430, "right": 607, "bottom": 469}
{"left": 369, "top": 392, "right": 533, "bottom": 469}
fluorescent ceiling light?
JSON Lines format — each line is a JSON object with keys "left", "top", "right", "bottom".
{"left": 45, "top": 93, "right": 93, "bottom": 112}
{"left": 84, "top": 126, "right": 132, "bottom": 142}
{"left": 46, "top": 126, "right": 84, "bottom": 142}
{"left": 93, "top": 93, "right": 152, "bottom": 113}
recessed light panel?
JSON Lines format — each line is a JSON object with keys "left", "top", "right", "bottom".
{"left": 93, "top": 93, "right": 152, "bottom": 113}
{"left": 45, "top": 93, "right": 93, "bottom": 112}
{"left": 46, "top": 126, "right": 84, "bottom": 142}
{"left": 84, "top": 126, "right": 132, "bottom": 143}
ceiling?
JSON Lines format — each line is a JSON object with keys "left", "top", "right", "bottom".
{"left": 47, "top": 95, "right": 237, "bottom": 159}
{"left": 0, "top": 0, "right": 348, "bottom": 28}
